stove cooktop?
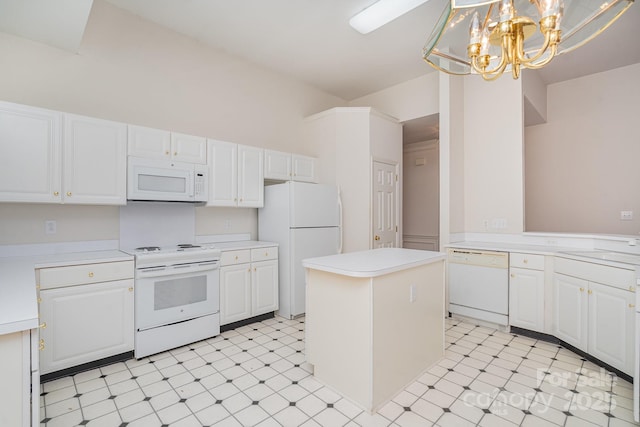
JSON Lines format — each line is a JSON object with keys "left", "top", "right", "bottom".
{"left": 126, "top": 243, "right": 221, "bottom": 268}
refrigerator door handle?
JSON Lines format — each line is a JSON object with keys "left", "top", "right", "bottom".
{"left": 337, "top": 186, "right": 343, "bottom": 254}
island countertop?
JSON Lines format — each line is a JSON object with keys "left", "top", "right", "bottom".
{"left": 302, "top": 247, "right": 446, "bottom": 278}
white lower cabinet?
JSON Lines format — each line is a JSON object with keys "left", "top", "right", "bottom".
{"left": 509, "top": 253, "right": 545, "bottom": 332}
{"left": 554, "top": 257, "right": 636, "bottom": 375}
{"left": 0, "top": 329, "right": 38, "bottom": 426}
{"left": 38, "top": 261, "right": 134, "bottom": 375}
{"left": 220, "top": 246, "right": 278, "bottom": 325}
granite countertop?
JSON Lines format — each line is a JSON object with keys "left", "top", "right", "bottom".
{"left": 303, "top": 247, "right": 445, "bottom": 278}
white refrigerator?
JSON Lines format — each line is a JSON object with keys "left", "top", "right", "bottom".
{"left": 258, "top": 181, "right": 341, "bottom": 319}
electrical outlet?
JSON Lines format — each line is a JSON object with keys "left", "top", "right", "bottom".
{"left": 409, "top": 284, "right": 416, "bottom": 303}
{"left": 45, "top": 220, "right": 57, "bottom": 235}
{"left": 621, "top": 211, "right": 633, "bottom": 221}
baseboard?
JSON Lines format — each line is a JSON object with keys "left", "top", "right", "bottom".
{"left": 41, "top": 351, "right": 134, "bottom": 383}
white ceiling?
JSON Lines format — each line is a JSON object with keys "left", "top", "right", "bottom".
{"left": 1, "top": 0, "right": 638, "bottom": 141}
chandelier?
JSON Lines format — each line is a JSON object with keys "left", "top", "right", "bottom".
{"left": 422, "top": 0, "right": 634, "bottom": 80}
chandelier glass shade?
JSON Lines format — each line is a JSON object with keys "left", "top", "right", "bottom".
{"left": 422, "top": 0, "right": 634, "bottom": 80}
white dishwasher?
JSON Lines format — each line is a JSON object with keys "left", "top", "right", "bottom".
{"left": 447, "top": 248, "right": 509, "bottom": 325}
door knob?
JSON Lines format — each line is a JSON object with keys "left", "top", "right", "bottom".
{"left": 374, "top": 235, "right": 380, "bottom": 241}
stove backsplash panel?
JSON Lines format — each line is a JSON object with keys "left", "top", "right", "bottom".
{"left": 120, "top": 202, "right": 196, "bottom": 250}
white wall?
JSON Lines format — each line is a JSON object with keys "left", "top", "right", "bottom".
{"left": 0, "top": 0, "right": 345, "bottom": 245}
{"left": 403, "top": 141, "right": 439, "bottom": 240}
{"left": 525, "top": 63, "right": 640, "bottom": 234}
{"left": 463, "top": 76, "right": 524, "bottom": 234}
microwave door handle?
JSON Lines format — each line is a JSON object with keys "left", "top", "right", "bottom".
{"left": 188, "top": 170, "right": 194, "bottom": 198}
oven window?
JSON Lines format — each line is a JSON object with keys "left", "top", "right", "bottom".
{"left": 154, "top": 275, "right": 207, "bottom": 310}
{"left": 139, "top": 174, "right": 186, "bottom": 193}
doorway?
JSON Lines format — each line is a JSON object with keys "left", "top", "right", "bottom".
{"left": 401, "top": 114, "right": 440, "bottom": 251}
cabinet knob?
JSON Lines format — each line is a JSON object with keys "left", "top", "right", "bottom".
{"left": 39, "top": 339, "right": 45, "bottom": 351}
{"left": 248, "top": 268, "right": 251, "bottom": 272}
{"left": 88, "top": 272, "right": 94, "bottom": 278}
{"left": 588, "top": 289, "right": 593, "bottom": 295}
{"left": 53, "top": 191, "right": 59, "bottom": 196}
{"left": 235, "top": 256, "right": 239, "bottom": 260}
{"left": 174, "top": 152, "right": 178, "bottom": 156}
{"left": 165, "top": 151, "right": 170, "bottom": 155}
{"left": 128, "top": 287, "right": 134, "bottom": 292}
{"left": 37, "top": 297, "right": 42, "bottom": 304}
{"left": 579, "top": 287, "right": 585, "bottom": 292}
{"left": 39, "top": 322, "right": 47, "bottom": 329}
{"left": 265, "top": 252, "right": 269, "bottom": 257}
{"left": 630, "top": 304, "right": 636, "bottom": 309}
{"left": 629, "top": 286, "right": 636, "bottom": 292}
{"left": 510, "top": 274, "right": 515, "bottom": 278}
{"left": 66, "top": 191, "right": 72, "bottom": 197}
{"left": 254, "top": 267, "right": 257, "bottom": 272}
{"left": 523, "top": 259, "right": 528, "bottom": 264}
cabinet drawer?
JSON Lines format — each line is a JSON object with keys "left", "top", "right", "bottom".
{"left": 251, "top": 246, "right": 278, "bottom": 262}
{"left": 39, "top": 261, "right": 134, "bottom": 289}
{"left": 510, "top": 253, "right": 545, "bottom": 270}
{"left": 555, "top": 257, "right": 635, "bottom": 291}
{"left": 221, "top": 250, "right": 251, "bottom": 266}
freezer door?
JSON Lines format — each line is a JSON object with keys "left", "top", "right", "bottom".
{"left": 290, "top": 227, "right": 340, "bottom": 317}
{"left": 290, "top": 182, "right": 339, "bottom": 228}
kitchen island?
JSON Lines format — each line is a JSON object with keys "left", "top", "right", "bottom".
{"left": 303, "top": 247, "right": 446, "bottom": 413}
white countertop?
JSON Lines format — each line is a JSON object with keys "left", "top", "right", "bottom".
{"left": 208, "top": 240, "right": 278, "bottom": 251}
{"left": 303, "top": 248, "right": 446, "bottom": 278}
{"left": 0, "top": 250, "right": 132, "bottom": 336}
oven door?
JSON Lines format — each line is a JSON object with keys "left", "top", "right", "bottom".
{"left": 135, "top": 261, "right": 219, "bottom": 331}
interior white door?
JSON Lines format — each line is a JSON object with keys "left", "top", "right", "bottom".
{"left": 372, "top": 161, "right": 398, "bottom": 248}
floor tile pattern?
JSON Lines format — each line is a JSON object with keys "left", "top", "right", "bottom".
{"left": 41, "top": 316, "right": 638, "bottom": 426}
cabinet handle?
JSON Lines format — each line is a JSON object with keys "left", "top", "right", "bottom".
{"left": 88, "top": 272, "right": 94, "bottom": 278}
{"left": 579, "top": 287, "right": 585, "bottom": 292}
{"left": 53, "top": 191, "right": 59, "bottom": 196}
{"left": 39, "top": 322, "right": 47, "bottom": 329}
{"left": 66, "top": 191, "right": 72, "bottom": 197}
{"left": 39, "top": 339, "right": 45, "bottom": 351}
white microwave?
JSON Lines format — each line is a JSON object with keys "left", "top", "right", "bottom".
{"left": 127, "top": 157, "right": 208, "bottom": 203}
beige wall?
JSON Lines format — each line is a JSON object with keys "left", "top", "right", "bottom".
{"left": 403, "top": 141, "right": 439, "bottom": 238}
{"left": 525, "top": 63, "right": 640, "bottom": 234}
{"left": 463, "top": 76, "right": 524, "bottom": 234}
{"left": 0, "top": 0, "right": 345, "bottom": 245}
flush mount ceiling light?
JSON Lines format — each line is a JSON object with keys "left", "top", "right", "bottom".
{"left": 350, "top": 0, "right": 432, "bottom": 34}
{"left": 422, "top": 0, "right": 635, "bottom": 80}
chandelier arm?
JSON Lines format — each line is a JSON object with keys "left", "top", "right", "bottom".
{"left": 522, "top": 44, "right": 558, "bottom": 69}
{"left": 516, "top": 30, "right": 552, "bottom": 65}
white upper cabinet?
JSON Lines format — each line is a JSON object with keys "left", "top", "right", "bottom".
{"left": 128, "top": 125, "right": 207, "bottom": 164}
{"left": 264, "top": 149, "right": 318, "bottom": 183}
{"left": 0, "top": 101, "right": 126, "bottom": 205}
{"left": 208, "top": 140, "right": 263, "bottom": 208}
{"left": 63, "top": 114, "right": 127, "bottom": 205}
{"left": 0, "top": 101, "right": 62, "bottom": 203}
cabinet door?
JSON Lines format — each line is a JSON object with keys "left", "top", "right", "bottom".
{"left": 264, "top": 149, "right": 291, "bottom": 180}
{"left": 292, "top": 154, "right": 318, "bottom": 183}
{"left": 171, "top": 132, "right": 207, "bottom": 164}
{"left": 63, "top": 114, "right": 127, "bottom": 205}
{"left": 128, "top": 125, "right": 171, "bottom": 160}
{"left": 0, "top": 331, "right": 31, "bottom": 427}
{"left": 588, "top": 282, "right": 635, "bottom": 375}
{"left": 509, "top": 267, "right": 544, "bottom": 332}
{"left": 237, "top": 144, "right": 264, "bottom": 207}
{"left": 252, "top": 260, "right": 279, "bottom": 316}
{"left": 207, "top": 139, "right": 238, "bottom": 207}
{"left": 39, "top": 279, "right": 134, "bottom": 375}
{"left": 554, "top": 273, "right": 588, "bottom": 351}
{"left": 0, "top": 101, "right": 62, "bottom": 203}
{"left": 220, "top": 264, "right": 252, "bottom": 325}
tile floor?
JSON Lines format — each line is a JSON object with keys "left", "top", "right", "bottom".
{"left": 40, "top": 316, "right": 638, "bottom": 427}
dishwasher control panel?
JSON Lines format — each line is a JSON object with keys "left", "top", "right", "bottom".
{"left": 447, "top": 248, "right": 509, "bottom": 268}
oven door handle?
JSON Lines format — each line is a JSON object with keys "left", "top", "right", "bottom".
{"left": 137, "top": 262, "right": 218, "bottom": 278}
